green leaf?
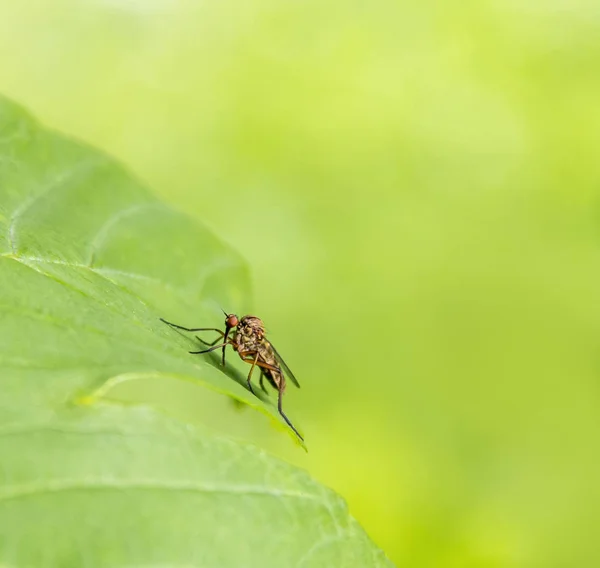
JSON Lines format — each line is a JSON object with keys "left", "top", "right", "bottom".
{"left": 0, "top": 96, "right": 392, "bottom": 567}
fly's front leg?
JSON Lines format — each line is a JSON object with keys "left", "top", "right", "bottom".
{"left": 160, "top": 318, "right": 223, "bottom": 334}
{"left": 193, "top": 330, "right": 228, "bottom": 365}
{"left": 194, "top": 332, "right": 225, "bottom": 347}
{"left": 161, "top": 318, "right": 230, "bottom": 358}
{"left": 189, "top": 341, "right": 231, "bottom": 355}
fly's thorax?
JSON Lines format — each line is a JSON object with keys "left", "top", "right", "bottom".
{"left": 234, "top": 330, "right": 260, "bottom": 352}
{"left": 239, "top": 315, "right": 265, "bottom": 339}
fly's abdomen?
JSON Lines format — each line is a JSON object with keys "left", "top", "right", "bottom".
{"left": 265, "top": 368, "right": 285, "bottom": 391}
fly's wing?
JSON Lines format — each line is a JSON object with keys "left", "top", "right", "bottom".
{"left": 268, "top": 340, "right": 300, "bottom": 388}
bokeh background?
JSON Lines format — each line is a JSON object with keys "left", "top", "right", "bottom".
{"left": 2, "top": 1, "right": 599, "bottom": 566}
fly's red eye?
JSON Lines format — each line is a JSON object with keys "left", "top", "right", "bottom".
{"left": 227, "top": 314, "right": 239, "bottom": 327}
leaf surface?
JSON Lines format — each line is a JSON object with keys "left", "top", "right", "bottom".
{"left": 0, "top": 97, "right": 392, "bottom": 567}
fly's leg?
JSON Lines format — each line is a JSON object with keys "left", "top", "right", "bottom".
{"left": 160, "top": 318, "right": 223, "bottom": 334}
{"left": 238, "top": 352, "right": 302, "bottom": 441}
{"left": 238, "top": 355, "right": 282, "bottom": 374}
{"left": 161, "top": 318, "right": 230, "bottom": 358}
{"left": 194, "top": 333, "right": 224, "bottom": 347}
{"left": 259, "top": 371, "right": 269, "bottom": 394}
{"left": 277, "top": 387, "right": 304, "bottom": 442}
{"left": 189, "top": 341, "right": 231, "bottom": 355}
{"left": 244, "top": 351, "right": 260, "bottom": 395}
{"left": 239, "top": 352, "right": 282, "bottom": 395}
{"left": 220, "top": 326, "right": 235, "bottom": 367}
{"left": 198, "top": 332, "right": 231, "bottom": 366}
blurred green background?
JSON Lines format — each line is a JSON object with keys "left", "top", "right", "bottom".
{"left": 2, "top": 1, "right": 599, "bottom": 566}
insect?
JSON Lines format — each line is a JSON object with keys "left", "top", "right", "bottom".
{"left": 160, "top": 312, "right": 303, "bottom": 441}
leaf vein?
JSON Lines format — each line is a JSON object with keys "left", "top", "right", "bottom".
{"left": 295, "top": 533, "right": 350, "bottom": 567}
{"left": 86, "top": 202, "right": 163, "bottom": 267}
{"left": 0, "top": 478, "right": 322, "bottom": 505}
{"left": 6, "top": 158, "right": 105, "bottom": 254}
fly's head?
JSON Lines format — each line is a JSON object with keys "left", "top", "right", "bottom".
{"left": 224, "top": 313, "right": 239, "bottom": 329}
{"left": 222, "top": 313, "right": 239, "bottom": 346}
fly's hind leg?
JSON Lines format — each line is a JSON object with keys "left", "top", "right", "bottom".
{"left": 277, "top": 386, "right": 304, "bottom": 442}
{"left": 238, "top": 352, "right": 303, "bottom": 442}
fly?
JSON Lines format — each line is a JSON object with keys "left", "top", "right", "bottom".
{"left": 160, "top": 312, "right": 303, "bottom": 442}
